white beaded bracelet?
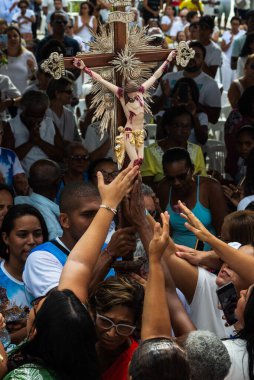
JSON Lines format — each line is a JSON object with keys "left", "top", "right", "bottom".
{"left": 100, "top": 204, "right": 117, "bottom": 215}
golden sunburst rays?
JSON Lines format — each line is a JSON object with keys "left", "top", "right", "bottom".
{"left": 90, "top": 69, "right": 117, "bottom": 146}
{"left": 88, "top": 23, "right": 114, "bottom": 54}
{"left": 128, "top": 25, "right": 160, "bottom": 52}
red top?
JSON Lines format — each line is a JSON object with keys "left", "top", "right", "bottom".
{"left": 102, "top": 338, "right": 138, "bottom": 380}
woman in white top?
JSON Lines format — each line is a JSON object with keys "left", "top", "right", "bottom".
{"left": 74, "top": 1, "right": 97, "bottom": 50}
{"left": 160, "top": 5, "right": 176, "bottom": 38}
{"left": 178, "top": 201, "right": 254, "bottom": 380}
{"left": 0, "top": 26, "right": 36, "bottom": 95}
{"left": 12, "top": 0, "right": 35, "bottom": 39}
{"left": 228, "top": 54, "right": 254, "bottom": 109}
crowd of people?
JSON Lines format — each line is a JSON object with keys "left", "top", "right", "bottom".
{"left": 0, "top": 0, "right": 254, "bottom": 379}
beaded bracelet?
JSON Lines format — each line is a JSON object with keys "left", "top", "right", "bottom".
{"left": 100, "top": 204, "right": 117, "bottom": 215}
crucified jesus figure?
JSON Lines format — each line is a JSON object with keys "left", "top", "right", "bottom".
{"left": 73, "top": 50, "right": 176, "bottom": 167}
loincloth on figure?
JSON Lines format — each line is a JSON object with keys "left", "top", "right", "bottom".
{"left": 114, "top": 126, "right": 146, "bottom": 168}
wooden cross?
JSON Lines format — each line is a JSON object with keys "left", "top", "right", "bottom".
{"left": 62, "top": 7, "right": 171, "bottom": 127}
{"left": 41, "top": 7, "right": 193, "bottom": 271}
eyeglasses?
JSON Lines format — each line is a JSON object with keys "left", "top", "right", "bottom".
{"left": 70, "top": 154, "right": 90, "bottom": 161}
{"left": 96, "top": 313, "right": 136, "bottom": 336}
{"left": 54, "top": 19, "right": 68, "bottom": 25}
{"left": 166, "top": 168, "right": 190, "bottom": 183}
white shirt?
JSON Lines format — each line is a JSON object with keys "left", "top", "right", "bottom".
{"left": 169, "top": 19, "right": 185, "bottom": 37}
{"left": 0, "top": 0, "right": 18, "bottom": 23}
{"left": 160, "top": 15, "right": 173, "bottom": 36}
{"left": 23, "top": 236, "right": 68, "bottom": 299}
{"left": 82, "top": 122, "right": 113, "bottom": 158}
{"left": 0, "top": 74, "right": 21, "bottom": 120}
{"left": 190, "top": 267, "right": 235, "bottom": 338}
{"left": 222, "top": 30, "right": 245, "bottom": 61}
{"left": 0, "top": 50, "right": 37, "bottom": 94}
{"left": 12, "top": 9, "right": 35, "bottom": 34}
{"left": 237, "top": 195, "right": 254, "bottom": 211}
{"left": 223, "top": 339, "right": 249, "bottom": 380}
{"left": 154, "top": 70, "right": 221, "bottom": 108}
{"left": 42, "top": 0, "right": 68, "bottom": 13}
{"left": 9, "top": 114, "right": 56, "bottom": 174}
{"left": 204, "top": 41, "right": 222, "bottom": 68}
{"left": 46, "top": 107, "right": 79, "bottom": 142}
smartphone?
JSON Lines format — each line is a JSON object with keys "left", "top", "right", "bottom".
{"left": 216, "top": 282, "right": 238, "bottom": 326}
{"left": 194, "top": 239, "right": 204, "bottom": 251}
{"left": 177, "top": 83, "right": 189, "bottom": 103}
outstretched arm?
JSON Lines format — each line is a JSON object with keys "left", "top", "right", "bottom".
{"left": 178, "top": 200, "right": 254, "bottom": 286}
{"left": 141, "top": 50, "right": 176, "bottom": 92}
{"left": 58, "top": 165, "right": 139, "bottom": 303}
{"left": 141, "top": 212, "right": 172, "bottom": 341}
{"left": 73, "top": 57, "right": 119, "bottom": 96}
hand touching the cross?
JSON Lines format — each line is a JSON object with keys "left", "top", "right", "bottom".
{"left": 73, "top": 57, "right": 86, "bottom": 70}
{"left": 167, "top": 50, "right": 177, "bottom": 62}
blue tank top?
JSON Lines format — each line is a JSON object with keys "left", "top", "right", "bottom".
{"left": 166, "top": 176, "right": 215, "bottom": 250}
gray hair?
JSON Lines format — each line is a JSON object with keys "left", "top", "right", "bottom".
{"left": 184, "top": 331, "right": 231, "bottom": 380}
{"left": 141, "top": 184, "right": 155, "bottom": 197}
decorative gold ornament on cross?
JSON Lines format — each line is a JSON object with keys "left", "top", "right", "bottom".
{"left": 176, "top": 41, "right": 195, "bottom": 67}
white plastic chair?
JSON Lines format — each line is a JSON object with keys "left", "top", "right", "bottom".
{"left": 206, "top": 139, "right": 226, "bottom": 176}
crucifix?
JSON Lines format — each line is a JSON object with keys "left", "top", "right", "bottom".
{"left": 41, "top": 3, "right": 194, "bottom": 271}
{"left": 41, "top": 1, "right": 194, "bottom": 168}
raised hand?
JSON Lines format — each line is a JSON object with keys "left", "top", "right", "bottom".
{"left": 222, "top": 184, "right": 242, "bottom": 206}
{"left": 106, "top": 227, "right": 137, "bottom": 258}
{"left": 73, "top": 57, "right": 86, "bottom": 70}
{"left": 178, "top": 200, "right": 213, "bottom": 243}
{"left": 149, "top": 211, "right": 170, "bottom": 262}
{"left": 97, "top": 165, "right": 139, "bottom": 210}
{"left": 167, "top": 49, "right": 177, "bottom": 62}
{"left": 122, "top": 175, "right": 146, "bottom": 228}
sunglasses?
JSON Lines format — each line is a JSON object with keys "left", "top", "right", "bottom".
{"left": 96, "top": 313, "right": 136, "bottom": 336}
{"left": 70, "top": 154, "right": 90, "bottom": 161}
{"left": 166, "top": 168, "right": 190, "bottom": 183}
{"left": 54, "top": 19, "right": 68, "bottom": 25}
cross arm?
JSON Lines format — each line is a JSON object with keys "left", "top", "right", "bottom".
{"left": 63, "top": 53, "right": 115, "bottom": 69}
